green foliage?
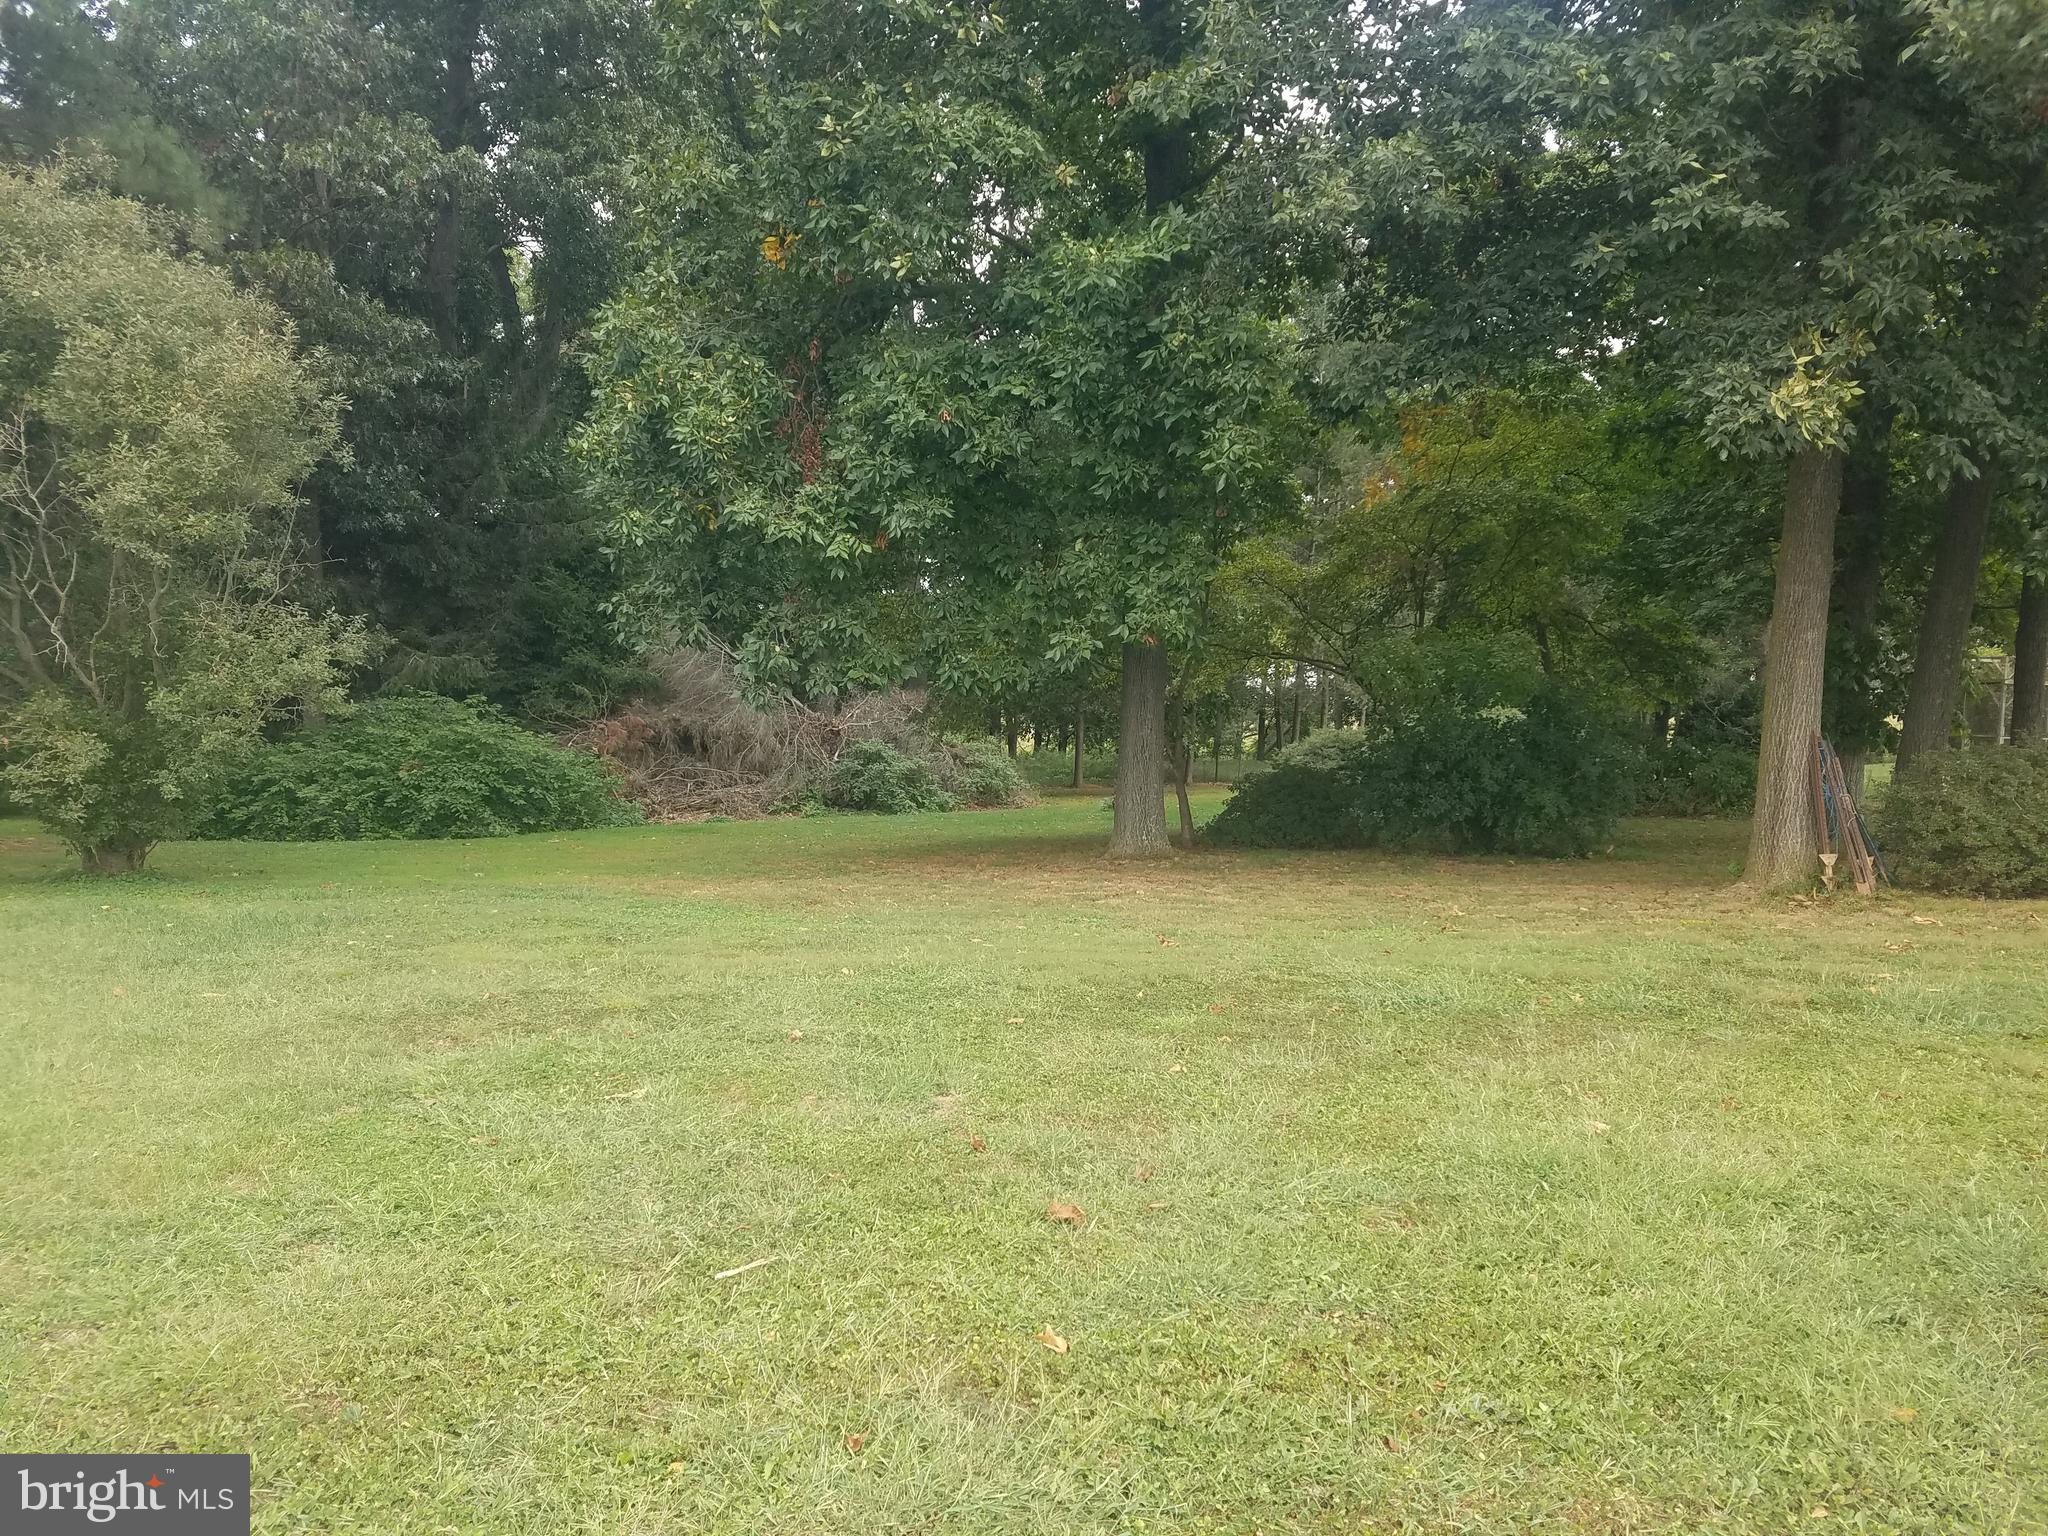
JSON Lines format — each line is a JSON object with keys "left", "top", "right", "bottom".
{"left": 1018, "top": 747, "right": 1120, "bottom": 788}
{"left": 0, "top": 167, "right": 367, "bottom": 870}
{"left": 938, "top": 740, "right": 1031, "bottom": 809}
{"left": 1635, "top": 743, "right": 1758, "bottom": 818}
{"left": 7, "top": 0, "right": 655, "bottom": 714}
{"left": 579, "top": 0, "right": 1344, "bottom": 706}
{"left": 1874, "top": 747, "right": 2048, "bottom": 897}
{"left": 6, "top": 606, "right": 371, "bottom": 868}
{"left": 822, "top": 739, "right": 952, "bottom": 816}
{"left": 1206, "top": 689, "right": 1631, "bottom": 857}
{"left": 195, "top": 694, "right": 637, "bottom": 842}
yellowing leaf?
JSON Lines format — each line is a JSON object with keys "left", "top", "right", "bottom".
{"left": 1046, "top": 1200, "right": 1085, "bottom": 1226}
{"left": 1034, "top": 1324, "right": 1069, "bottom": 1354}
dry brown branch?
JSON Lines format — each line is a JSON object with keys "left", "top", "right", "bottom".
{"left": 562, "top": 648, "right": 941, "bottom": 819}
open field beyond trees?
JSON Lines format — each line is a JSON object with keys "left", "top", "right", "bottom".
{"left": 3, "top": 794, "right": 2044, "bottom": 1534}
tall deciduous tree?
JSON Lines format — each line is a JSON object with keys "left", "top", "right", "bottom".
{"left": 1530, "top": 0, "right": 2019, "bottom": 884}
{"left": 4, "top": 0, "right": 654, "bottom": 717}
{"left": 582, "top": 0, "right": 1366, "bottom": 854}
{"left": 1890, "top": 5, "right": 2047, "bottom": 772}
{"left": 0, "top": 166, "right": 367, "bottom": 871}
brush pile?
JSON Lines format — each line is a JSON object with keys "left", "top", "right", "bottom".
{"left": 564, "top": 649, "right": 1027, "bottom": 819}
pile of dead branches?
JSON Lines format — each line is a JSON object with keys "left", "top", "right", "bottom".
{"left": 562, "top": 648, "right": 936, "bottom": 819}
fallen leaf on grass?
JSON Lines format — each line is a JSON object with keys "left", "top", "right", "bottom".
{"left": 1889, "top": 1405, "right": 1917, "bottom": 1422}
{"left": 1167, "top": 1063, "right": 1187, "bottom": 1075}
{"left": 1034, "top": 1325, "right": 1069, "bottom": 1354}
{"left": 1584, "top": 1119, "right": 1610, "bottom": 1134}
{"left": 787, "top": 1029, "right": 806, "bottom": 1042}
{"left": 111, "top": 987, "right": 127, "bottom": 998}
{"left": 1910, "top": 915, "right": 1942, "bottom": 927}
{"left": 1134, "top": 1166, "right": 1156, "bottom": 1184}
{"left": 1208, "top": 1002, "right": 1228, "bottom": 1014}
{"left": 668, "top": 1460, "right": 685, "bottom": 1474}
{"left": 1005, "top": 1016, "right": 1025, "bottom": 1025}
{"left": 1146, "top": 1200, "right": 1168, "bottom": 1210}
{"left": 968, "top": 1134, "right": 986, "bottom": 1153}
{"left": 1156, "top": 934, "right": 1179, "bottom": 947}
{"left": 606, "top": 1085, "right": 648, "bottom": 1101}
{"left": 1046, "top": 1201, "right": 1086, "bottom": 1226}
{"left": 1381, "top": 1435, "right": 1404, "bottom": 1454}
{"left": 843, "top": 1432, "right": 866, "bottom": 1453}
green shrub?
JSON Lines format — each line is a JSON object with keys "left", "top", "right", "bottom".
{"left": 1205, "top": 688, "right": 1631, "bottom": 857}
{"left": 1873, "top": 747, "right": 2048, "bottom": 897}
{"left": 196, "top": 694, "right": 638, "bottom": 841}
{"left": 940, "top": 740, "right": 1033, "bottom": 807}
{"left": 823, "top": 739, "right": 952, "bottom": 814}
{"left": 1635, "top": 742, "right": 1756, "bottom": 816}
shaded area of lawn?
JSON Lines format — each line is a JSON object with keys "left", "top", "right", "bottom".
{"left": 2, "top": 804, "right": 2043, "bottom": 1533}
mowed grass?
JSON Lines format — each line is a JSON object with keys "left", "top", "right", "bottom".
{"left": 2, "top": 792, "right": 2044, "bottom": 1535}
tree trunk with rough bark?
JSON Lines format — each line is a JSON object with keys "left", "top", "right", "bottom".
{"left": 2013, "top": 573, "right": 2047, "bottom": 744}
{"left": 1829, "top": 429, "right": 1889, "bottom": 799}
{"left": 1745, "top": 446, "right": 1845, "bottom": 888}
{"left": 1897, "top": 464, "right": 1999, "bottom": 775}
{"left": 1109, "top": 640, "right": 1171, "bottom": 857}
{"left": 82, "top": 842, "right": 150, "bottom": 875}
{"left": 1173, "top": 744, "right": 1196, "bottom": 849}
{"left": 1071, "top": 707, "right": 1085, "bottom": 788}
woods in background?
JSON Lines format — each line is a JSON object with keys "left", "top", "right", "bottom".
{"left": 3, "top": 0, "right": 2044, "bottom": 879}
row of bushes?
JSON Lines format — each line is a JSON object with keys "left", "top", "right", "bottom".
{"left": 195, "top": 694, "right": 641, "bottom": 841}
{"left": 189, "top": 694, "right": 1031, "bottom": 842}
{"left": 74, "top": 684, "right": 2044, "bottom": 897}
{"left": 1199, "top": 695, "right": 2047, "bottom": 897}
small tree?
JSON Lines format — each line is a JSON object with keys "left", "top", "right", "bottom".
{"left": 0, "top": 166, "right": 368, "bottom": 871}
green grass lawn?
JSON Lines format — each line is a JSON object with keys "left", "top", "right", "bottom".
{"left": 3, "top": 794, "right": 2044, "bottom": 1534}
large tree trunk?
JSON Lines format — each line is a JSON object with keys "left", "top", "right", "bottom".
{"left": 1172, "top": 743, "right": 1196, "bottom": 849}
{"left": 1896, "top": 464, "right": 1999, "bottom": 775}
{"left": 1744, "top": 445, "right": 1845, "bottom": 889}
{"left": 82, "top": 842, "right": 150, "bottom": 875}
{"left": 1071, "top": 706, "right": 1085, "bottom": 788}
{"left": 1109, "top": 640, "right": 1171, "bottom": 857}
{"left": 2012, "top": 572, "right": 2047, "bottom": 744}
